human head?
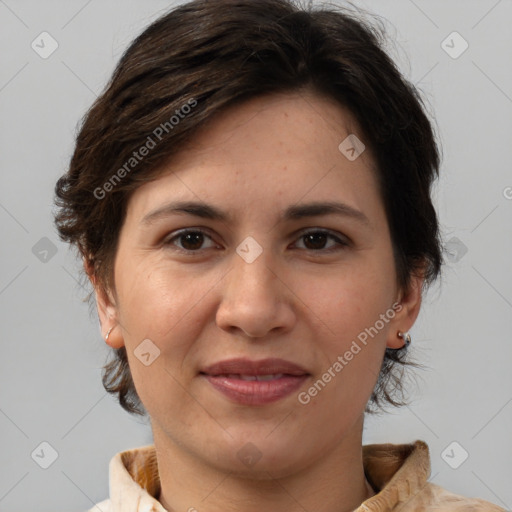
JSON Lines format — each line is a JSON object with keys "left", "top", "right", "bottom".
{"left": 54, "top": 0, "right": 442, "bottom": 418}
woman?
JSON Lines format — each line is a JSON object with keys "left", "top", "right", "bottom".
{"left": 54, "top": 0, "right": 505, "bottom": 510}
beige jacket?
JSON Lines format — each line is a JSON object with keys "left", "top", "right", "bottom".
{"left": 88, "top": 440, "right": 506, "bottom": 511}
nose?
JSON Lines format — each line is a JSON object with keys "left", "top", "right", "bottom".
{"left": 215, "top": 247, "right": 296, "bottom": 339}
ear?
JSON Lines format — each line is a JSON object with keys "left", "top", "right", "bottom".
{"left": 386, "top": 271, "right": 424, "bottom": 349}
{"left": 84, "top": 259, "right": 125, "bottom": 349}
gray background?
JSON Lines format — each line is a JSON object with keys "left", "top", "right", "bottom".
{"left": 1, "top": 0, "right": 511, "bottom": 511}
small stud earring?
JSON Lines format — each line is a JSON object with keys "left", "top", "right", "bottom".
{"left": 397, "top": 331, "right": 412, "bottom": 348}
{"left": 105, "top": 326, "right": 114, "bottom": 341}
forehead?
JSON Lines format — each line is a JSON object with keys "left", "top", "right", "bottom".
{"left": 178, "top": 91, "right": 368, "bottom": 165}
{"left": 125, "top": 91, "right": 381, "bottom": 224}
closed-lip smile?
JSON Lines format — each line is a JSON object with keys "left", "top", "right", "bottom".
{"left": 200, "top": 358, "right": 310, "bottom": 405}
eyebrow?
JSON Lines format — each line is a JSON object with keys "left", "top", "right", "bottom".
{"left": 141, "top": 200, "right": 370, "bottom": 226}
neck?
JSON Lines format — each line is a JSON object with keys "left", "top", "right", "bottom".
{"left": 153, "top": 417, "right": 375, "bottom": 512}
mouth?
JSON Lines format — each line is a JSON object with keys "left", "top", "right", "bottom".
{"left": 213, "top": 373, "right": 287, "bottom": 381}
{"left": 200, "top": 358, "right": 310, "bottom": 405}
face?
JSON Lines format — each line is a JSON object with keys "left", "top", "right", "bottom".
{"left": 96, "top": 91, "right": 422, "bottom": 478}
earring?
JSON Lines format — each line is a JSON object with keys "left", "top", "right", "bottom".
{"left": 105, "top": 326, "right": 114, "bottom": 341}
{"left": 397, "top": 331, "right": 411, "bottom": 348}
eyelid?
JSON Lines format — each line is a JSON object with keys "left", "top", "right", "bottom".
{"left": 294, "top": 227, "right": 351, "bottom": 246}
{"left": 162, "top": 227, "right": 219, "bottom": 250}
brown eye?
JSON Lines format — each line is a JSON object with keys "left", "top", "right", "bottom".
{"left": 164, "top": 229, "right": 216, "bottom": 252}
{"left": 303, "top": 232, "right": 329, "bottom": 250}
{"left": 178, "top": 231, "right": 206, "bottom": 251}
{"left": 295, "top": 230, "right": 349, "bottom": 252}
{"left": 163, "top": 228, "right": 349, "bottom": 255}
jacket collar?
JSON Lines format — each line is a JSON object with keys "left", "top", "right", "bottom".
{"left": 360, "top": 441, "right": 431, "bottom": 510}
{"left": 108, "top": 440, "right": 431, "bottom": 511}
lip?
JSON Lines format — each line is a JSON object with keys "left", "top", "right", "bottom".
{"left": 201, "top": 357, "right": 309, "bottom": 376}
{"left": 200, "top": 358, "right": 310, "bottom": 405}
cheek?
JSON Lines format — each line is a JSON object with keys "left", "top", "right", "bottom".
{"left": 300, "top": 277, "right": 389, "bottom": 415}
{"left": 115, "top": 259, "right": 217, "bottom": 355}
{"left": 114, "top": 261, "right": 217, "bottom": 419}
{"left": 303, "top": 259, "right": 396, "bottom": 345}
{"left": 295, "top": 255, "right": 395, "bottom": 407}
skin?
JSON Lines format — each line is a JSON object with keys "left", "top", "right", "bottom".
{"left": 91, "top": 90, "right": 424, "bottom": 512}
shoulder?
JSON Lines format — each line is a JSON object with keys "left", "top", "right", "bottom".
{"left": 408, "top": 482, "right": 506, "bottom": 511}
{"left": 86, "top": 498, "right": 112, "bottom": 512}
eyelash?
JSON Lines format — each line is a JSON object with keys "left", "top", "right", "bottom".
{"left": 163, "top": 228, "right": 350, "bottom": 255}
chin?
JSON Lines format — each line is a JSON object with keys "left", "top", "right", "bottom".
{"left": 211, "top": 437, "right": 311, "bottom": 480}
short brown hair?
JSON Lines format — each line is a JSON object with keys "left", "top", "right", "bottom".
{"left": 54, "top": 0, "right": 442, "bottom": 416}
